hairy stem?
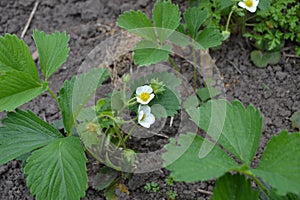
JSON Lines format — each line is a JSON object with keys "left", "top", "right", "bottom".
{"left": 47, "top": 87, "right": 59, "bottom": 102}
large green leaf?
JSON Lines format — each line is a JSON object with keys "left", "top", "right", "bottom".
{"left": 0, "top": 109, "right": 62, "bottom": 165}
{"left": 196, "top": 28, "right": 223, "bottom": 49}
{"left": 0, "top": 34, "right": 39, "bottom": 80}
{"left": 33, "top": 29, "right": 70, "bottom": 80}
{"left": 184, "top": 7, "right": 208, "bottom": 39}
{"left": 133, "top": 40, "right": 172, "bottom": 66}
{"left": 152, "top": 0, "right": 181, "bottom": 43}
{"left": 163, "top": 133, "right": 239, "bottom": 182}
{"left": 186, "top": 99, "right": 262, "bottom": 164}
{"left": 24, "top": 136, "right": 87, "bottom": 200}
{"left": 117, "top": 10, "right": 156, "bottom": 42}
{"left": 211, "top": 173, "right": 259, "bottom": 200}
{"left": 0, "top": 71, "right": 47, "bottom": 112}
{"left": 58, "top": 68, "right": 109, "bottom": 134}
{"left": 251, "top": 131, "right": 300, "bottom": 195}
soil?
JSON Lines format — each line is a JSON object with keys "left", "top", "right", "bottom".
{"left": 1, "top": 0, "right": 300, "bottom": 200}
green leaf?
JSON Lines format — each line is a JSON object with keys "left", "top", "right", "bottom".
{"left": 251, "top": 131, "right": 300, "bottom": 195}
{"left": 33, "top": 29, "right": 70, "bottom": 80}
{"left": 184, "top": 7, "right": 208, "bottom": 39}
{"left": 197, "top": 86, "right": 221, "bottom": 102}
{"left": 152, "top": 0, "right": 181, "bottom": 43}
{"left": 0, "top": 109, "right": 62, "bottom": 165}
{"left": 58, "top": 78, "right": 75, "bottom": 134}
{"left": 196, "top": 28, "right": 223, "bottom": 49}
{"left": 58, "top": 68, "right": 109, "bottom": 133}
{"left": 0, "top": 71, "right": 47, "bottom": 112}
{"left": 211, "top": 173, "right": 259, "bottom": 200}
{"left": 258, "top": 0, "right": 271, "bottom": 11}
{"left": 91, "top": 166, "right": 119, "bottom": 191}
{"left": 0, "top": 34, "right": 39, "bottom": 81}
{"left": 217, "top": 0, "right": 234, "bottom": 10}
{"left": 291, "top": 111, "right": 300, "bottom": 130}
{"left": 250, "top": 50, "right": 281, "bottom": 68}
{"left": 133, "top": 40, "right": 172, "bottom": 66}
{"left": 186, "top": 99, "right": 262, "bottom": 163}
{"left": 267, "top": 189, "right": 300, "bottom": 200}
{"left": 117, "top": 10, "right": 156, "bottom": 42}
{"left": 24, "top": 136, "right": 87, "bottom": 200}
{"left": 163, "top": 133, "right": 239, "bottom": 182}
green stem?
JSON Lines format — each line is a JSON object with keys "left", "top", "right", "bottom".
{"left": 225, "top": 10, "right": 234, "bottom": 32}
{"left": 240, "top": 170, "right": 269, "bottom": 194}
{"left": 192, "top": 47, "right": 197, "bottom": 90}
{"left": 168, "top": 57, "right": 180, "bottom": 75}
{"left": 47, "top": 87, "right": 58, "bottom": 102}
{"left": 114, "top": 125, "right": 126, "bottom": 149}
{"left": 124, "top": 123, "right": 138, "bottom": 144}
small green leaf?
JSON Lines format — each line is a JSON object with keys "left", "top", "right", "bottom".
{"left": 92, "top": 166, "right": 119, "bottom": 191}
{"left": 58, "top": 78, "right": 75, "bottom": 134}
{"left": 196, "top": 28, "right": 223, "bottom": 49}
{"left": 0, "top": 71, "right": 47, "bottom": 112}
{"left": 250, "top": 50, "right": 281, "bottom": 68}
{"left": 33, "top": 29, "right": 70, "bottom": 80}
{"left": 163, "top": 133, "right": 239, "bottom": 182}
{"left": 133, "top": 40, "right": 172, "bottom": 66}
{"left": 186, "top": 100, "right": 262, "bottom": 163}
{"left": 58, "top": 67, "right": 109, "bottom": 135}
{"left": 184, "top": 7, "right": 208, "bottom": 39}
{"left": 0, "top": 109, "right": 62, "bottom": 165}
{"left": 197, "top": 86, "right": 221, "bottom": 102}
{"left": 0, "top": 34, "right": 39, "bottom": 81}
{"left": 217, "top": 0, "right": 234, "bottom": 10}
{"left": 24, "top": 136, "right": 87, "bottom": 200}
{"left": 251, "top": 131, "right": 300, "bottom": 195}
{"left": 211, "top": 173, "right": 259, "bottom": 200}
{"left": 258, "top": 0, "right": 271, "bottom": 11}
{"left": 152, "top": 0, "right": 181, "bottom": 43}
{"left": 291, "top": 111, "right": 300, "bottom": 130}
{"left": 117, "top": 10, "right": 156, "bottom": 42}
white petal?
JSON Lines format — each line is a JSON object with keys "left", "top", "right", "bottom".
{"left": 144, "top": 113, "right": 155, "bottom": 125}
{"left": 139, "top": 105, "right": 151, "bottom": 113}
{"left": 139, "top": 120, "right": 151, "bottom": 128}
{"left": 238, "top": 2, "right": 247, "bottom": 9}
{"left": 247, "top": 6, "right": 257, "bottom": 12}
{"left": 136, "top": 85, "right": 153, "bottom": 95}
{"left": 138, "top": 110, "right": 144, "bottom": 121}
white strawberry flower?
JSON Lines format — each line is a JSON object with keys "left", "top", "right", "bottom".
{"left": 238, "top": 0, "right": 259, "bottom": 13}
{"left": 138, "top": 105, "right": 155, "bottom": 128}
{"left": 136, "top": 85, "right": 155, "bottom": 105}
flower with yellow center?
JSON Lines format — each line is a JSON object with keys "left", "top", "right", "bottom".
{"left": 136, "top": 85, "right": 155, "bottom": 105}
{"left": 238, "top": 0, "right": 259, "bottom": 13}
{"left": 138, "top": 105, "right": 155, "bottom": 128}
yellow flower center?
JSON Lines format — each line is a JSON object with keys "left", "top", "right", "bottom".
{"left": 140, "top": 92, "right": 150, "bottom": 102}
{"left": 245, "top": 0, "right": 253, "bottom": 7}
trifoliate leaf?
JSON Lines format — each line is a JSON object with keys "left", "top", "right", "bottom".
{"left": 186, "top": 99, "right": 262, "bottom": 163}
{"left": 251, "top": 131, "right": 300, "bottom": 195}
{"left": 211, "top": 173, "right": 259, "bottom": 200}
{"left": 133, "top": 40, "right": 172, "bottom": 66}
{"left": 163, "top": 132, "right": 239, "bottom": 182}
{"left": 117, "top": 10, "right": 156, "bottom": 42}
{"left": 0, "top": 71, "right": 47, "bottom": 112}
{"left": 152, "top": 0, "right": 181, "bottom": 43}
{"left": 24, "top": 136, "right": 87, "bottom": 200}
{"left": 60, "top": 67, "right": 109, "bottom": 127}
{"left": 33, "top": 29, "right": 70, "bottom": 80}
{"left": 0, "top": 109, "right": 62, "bottom": 165}
{"left": 0, "top": 34, "right": 39, "bottom": 80}
{"left": 184, "top": 7, "right": 208, "bottom": 39}
{"left": 196, "top": 28, "right": 223, "bottom": 49}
